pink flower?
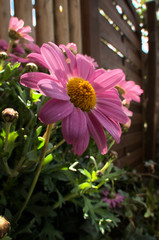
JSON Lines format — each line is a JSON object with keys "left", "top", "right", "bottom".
{"left": 116, "top": 79, "right": 143, "bottom": 104}
{"left": 8, "top": 17, "right": 34, "bottom": 42}
{"left": 20, "top": 42, "right": 128, "bottom": 155}
{"left": 24, "top": 42, "right": 41, "bottom": 54}
{"left": 122, "top": 105, "right": 133, "bottom": 128}
{"left": 102, "top": 190, "right": 125, "bottom": 208}
{"left": 0, "top": 39, "right": 8, "bottom": 51}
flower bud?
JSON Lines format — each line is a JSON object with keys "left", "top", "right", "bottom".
{"left": 0, "top": 51, "right": 8, "bottom": 61}
{"left": 9, "top": 29, "right": 21, "bottom": 40}
{"left": 2, "top": 108, "right": 18, "bottom": 123}
{"left": 0, "top": 216, "right": 10, "bottom": 239}
{"left": 108, "top": 150, "right": 118, "bottom": 160}
{"left": 26, "top": 62, "right": 38, "bottom": 72}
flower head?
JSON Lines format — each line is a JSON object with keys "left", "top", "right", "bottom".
{"left": 20, "top": 42, "right": 128, "bottom": 155}
{"left": 116, "top": 79, "right": 143, "bottom": 104}
{"left": 8, "top": 17, "right": 34, "bottom": 42}
{"left": 102, "top": 190, "right": 125, "bottom": 208}
{"left": 0, "top": 216, "right": 10, "bottom": 239}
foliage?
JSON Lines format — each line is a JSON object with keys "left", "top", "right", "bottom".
{"left": 0, "top": 17, "right": 157, "bottom": 240}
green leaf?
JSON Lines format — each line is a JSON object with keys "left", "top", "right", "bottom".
{"left": 79, "top": 182, "right": 92, "bottom": 190}
{"left": 43, "top": 154, "right": 53, "bottom": 166}
{"left": 37, "top": 137, "right": 45, "bottom": 149}
{"left": 79, "top": 169, "right": 92, "bottom": 180}
{"left": 6, "top": 131, "right": 18, "bottom": 156}
{"left": 36, "top": 126, "right": 43, "bottom": 136}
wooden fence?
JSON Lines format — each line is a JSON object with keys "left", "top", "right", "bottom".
{"left": 81, "top": 0, "right": 145, "bottom": 170}
{"left": 0, "top": 0, "right": 148, "bottom": 170}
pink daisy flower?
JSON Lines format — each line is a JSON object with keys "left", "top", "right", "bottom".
{"left": 20, "top": 42, "right": 128, "bottom": 155}
{"left": 116, "top": 79, "right": 143, "bottom": 104}
{"left": 8, "top": 17, "right": 34, "bottom": 42}
{"left": 102, "top": 190, "right": 125, "bottom": 208}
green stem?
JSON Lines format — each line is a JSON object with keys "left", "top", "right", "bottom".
{"left": 7, "top": 40, "right": 14, "bottom": 54}
{"left": 4, "top": 122, "right": 11, "bottom": 152}
{"left": 97, "top": 140, "right": 115, "bottom": 175}
{"left": 17, "top": 124, "right": 54, "bottom": 220}
{"left": 53, "top": 192, "right": 79, "bottom": 209}
{"left": 46, "top": 139, "right": 65, "bottom": 155}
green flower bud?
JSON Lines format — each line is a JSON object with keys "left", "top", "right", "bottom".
{"left": 9, "top": 29, "right": 21, "bottom": 40}
{"left": 26, "top": 62, "right": 38, "bottom": 72}
{"left": 0, "top": 51, "right": 8, "bottom": 60}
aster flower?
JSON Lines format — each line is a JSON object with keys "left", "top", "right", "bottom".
{"left": 8, "top": 17, "right": 34, "bottom": 42}
{"left": 20, "top": 42, "right": 128, "bottom": 155}
{"left": 116, "top": 79, "right": 143, "bottom": 104}
{"left": 102, "top": 190, "right": 125, "bottom": 208}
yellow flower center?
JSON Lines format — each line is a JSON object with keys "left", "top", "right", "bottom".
{"left": 67, "top": 77, "right": 96, "bottom": 112}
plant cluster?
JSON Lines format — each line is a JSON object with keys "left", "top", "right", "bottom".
{"left": 0, "top": 16, "right": 157, "bottom": 240}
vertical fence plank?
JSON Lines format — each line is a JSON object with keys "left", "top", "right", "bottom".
{"left": 146, "top": 0, "right": 158, "bottom": 161}
{"left": 14, "top": 0, "right": 35, "bottom": 40}
{"left": 68, "top": 0, "right": 82, "bottom": 53}
{"left": 80, "top": 0, "right": 101, "bottom": 65}
{"left": 54, "top": 0, "right": 70, "bottom": 45}
{"left": 35, "top": 0, "right": 54, "bottom": 46}
{"left": 0, "top": 0, "right": 10, "bottom": 41}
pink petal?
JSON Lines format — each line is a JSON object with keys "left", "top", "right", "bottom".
{"left": 92, "top": 110, "right": 121, "bottom": 143}
{"left": 59, "top": 44, "right": 77, "bottom": 76}
{"left": 19, "top": 26, "right": 31, "bottom": 33}
{"left": 39, "top": 99, "right": 74, "bottom": 124}
{"left": 20, "top": 72, "right": 55, "bottom": 90}
{"left": 96, "top": 100, "right": 128, "bottom": 124}
{"left": 85, "top": 112, "right": 107, "bottom": 154}
{"left": 76, "top": 54, "right": 94, "bottom": 81}
{"left": 92, "top": 69, "right": 125, "bottom": 92}
{"left": 21, "top": 34, "right": 34, "bottom": 42}
{"left": 15, "top": 19, "right": 24, "bottom": 30}
{"left": 41, "top": 43, "right": 70, "bottom": 86}
{"left": 38, "top": 79, "right": 69, "bottom": 100}
{"left": 27, "top": 53, "right": 49, "bottom": 69}
{"left": 62, "top": 108, "right": 87, "bottom": 144}
{"left": 9, "top": 17, "right": 18, "bottom": 29}
{"left": 89, "top": 68, "right": 106, "bottom": 83}
{"left": 73, "top": 128, "right": 90, "bottom": 155}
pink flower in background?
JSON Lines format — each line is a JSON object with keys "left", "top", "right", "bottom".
{"left": 116, "top": 79, "right": 143, "bottom": 104}
{"left": 0, "top": 39, "right": 8, "bottom": 51}
{"left": 8, "top": 17, "right": 34, "bottom": 42}
{"left": 24, "top": 42, "right": 41, "bottom": 54}
{"left": 122, "top": 105, "right": 133, "bottom": 128}
{"left": 102, "top": 190, "right": 125, "bottom": 208}
{"left": 20, "top": 42, "right": 128, "bottom": 155}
